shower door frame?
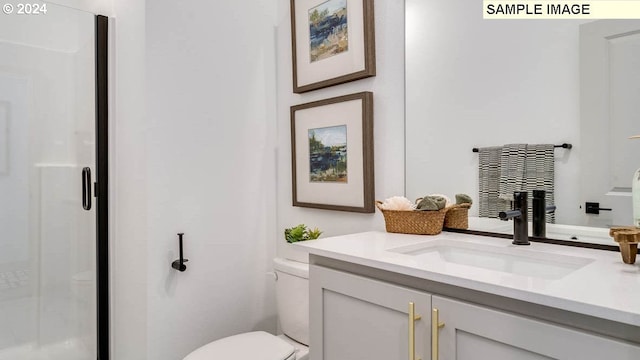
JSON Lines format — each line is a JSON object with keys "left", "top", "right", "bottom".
{"left": 95, "top": 14, "right": 109, "bottom": 360}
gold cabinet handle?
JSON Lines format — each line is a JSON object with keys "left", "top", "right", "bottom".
{"left": 409, "top": 302, "right": 422, "bottom": 360}
{"left": 432, "top": 308, "right": 445, "bottom": 360}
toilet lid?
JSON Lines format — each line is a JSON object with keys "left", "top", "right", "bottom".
{"left": 183, "top": 331, "right": 295, "bottom": 360}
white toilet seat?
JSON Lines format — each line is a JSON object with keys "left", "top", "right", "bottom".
{"left": 277, "top": 334, "right": 309, "bottom": 360}
{"left": 183, "top": 331, "right": 295, "bottom": 360}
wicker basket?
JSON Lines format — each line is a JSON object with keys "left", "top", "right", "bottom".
{"left": 444, "top": 203, "right": 472, "bottom": 230}
{"left": 376, "top": 201, "right": 448, "bottom": 235}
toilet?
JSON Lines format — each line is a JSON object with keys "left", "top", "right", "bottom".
{"left": 184, "top": 258, "right": 310, "bottom": 360}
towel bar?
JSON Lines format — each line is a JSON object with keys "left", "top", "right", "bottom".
{"left": 472, "top": 143, "right": 572, "bottom": 153}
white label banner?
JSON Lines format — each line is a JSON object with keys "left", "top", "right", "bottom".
{"left": 484, "top": 1, "right": 640, "bottom": 19}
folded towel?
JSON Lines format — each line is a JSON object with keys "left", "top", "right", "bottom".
{"left": 416, "top": 197, "right": 439, "bottom": 211}
{"left": 428, "top": 193, "right": 452, "bottom": 207}
{"left": 455, "top": 194, "right": 473, "bottom": 205}
{"left": 416, "top": 195, "right": 447, "bottom": 211}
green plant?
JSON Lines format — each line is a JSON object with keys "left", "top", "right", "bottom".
{"left": 285, "top": 224, "right": 323, "bottom": 243}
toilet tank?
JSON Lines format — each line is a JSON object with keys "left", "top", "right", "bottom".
{"left": 273, "top": 258, "right": 309, "bottom": 346}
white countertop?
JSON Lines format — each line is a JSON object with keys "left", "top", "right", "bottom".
{"left": 294, "top": 231, "right": 640, "bottom": 327}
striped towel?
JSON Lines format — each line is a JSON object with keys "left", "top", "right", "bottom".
{"left": 478, "top": 144, "right": 556, "bottom": 223}
{"left": 478, "top": 147, "right": 505, "bottom": 218}
{"left": 523, "top": 144, "right": 555, "bottom": 223}
{"left": 498, "top": 144, "right": 527, "bottom": 201}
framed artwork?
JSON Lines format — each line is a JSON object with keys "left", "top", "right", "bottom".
{"left": 290, "top": 0, "right": 376, "bottom": 93}
{"left": 290, "top": 92, "right": 374, "bottom": 212}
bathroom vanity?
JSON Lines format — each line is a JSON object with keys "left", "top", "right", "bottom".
{"left": 295, "top": 232, "right": 640, "bottom": 360}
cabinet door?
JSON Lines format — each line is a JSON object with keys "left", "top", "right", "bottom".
{"left": 310, "top": 265, "right": 431, "bottom": 360}
{"left": 432, "top": 296, "right": 640, "bottom": 360}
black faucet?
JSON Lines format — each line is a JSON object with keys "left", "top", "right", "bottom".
{"left": 499, "top": 191, "right": 529, "bottom": 245}
{"left": 532, "top": 190, "right": 556, "bottom": 238}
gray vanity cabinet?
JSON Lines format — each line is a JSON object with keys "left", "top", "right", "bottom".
{"left": 432, "top": 296, "right": 640, "bottom": 360}
{"left": 310, "top": 263, "right": 640, "bottom": 360}
{"left": 309, "top": 265, "right": 431, "bottom": 360}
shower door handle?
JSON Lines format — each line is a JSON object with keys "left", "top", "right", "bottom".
{"left": 82, "top": 167, "right": 92, "bottom": 210}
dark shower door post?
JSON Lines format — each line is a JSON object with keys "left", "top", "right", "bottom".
{"left": 95, "top": 14, "right": 110, "bottom": 360}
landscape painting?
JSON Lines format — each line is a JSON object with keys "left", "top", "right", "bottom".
{"left": 308, "top": 0, "right": 349, "bottom": 63}
{"left": 309, "top": 125, "right": 347, "bottom": 182}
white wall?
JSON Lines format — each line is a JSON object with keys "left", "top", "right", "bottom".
{"left": 145, "top": 1, "right": 278, "bottom": 359}
{"left": 275, "top": 0, "right": 406, "bottom": 262}
{"left": 111, "top": 0, "right": 148, "bottom": 359}
{"left": 406, "top": 0, "right": 584, "bottom": 226}
{"left": 113, "top": 1, "right": 404, "bottom": 356}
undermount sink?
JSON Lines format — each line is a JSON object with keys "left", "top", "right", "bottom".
{"left": 388, "top": 240, "right": 594, "bottom": 280}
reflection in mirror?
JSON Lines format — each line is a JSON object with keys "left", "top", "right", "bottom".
{"left": 405, "top": 0, "right": 640, "bottom": 245}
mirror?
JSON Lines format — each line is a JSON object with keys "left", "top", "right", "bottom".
{"left": 405, "top": 0, "right": 640, "bottom": 245}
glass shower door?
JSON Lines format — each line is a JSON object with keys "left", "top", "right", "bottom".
{"left": 0, "top": 2, "right": 98, "bottom": 359}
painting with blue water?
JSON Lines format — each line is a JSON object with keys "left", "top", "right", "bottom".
{"left": 309, "top": 125, "right": 347, "bottom": 182}
{"left": 308, "top": 0, "right": 349, "bottom": 63}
